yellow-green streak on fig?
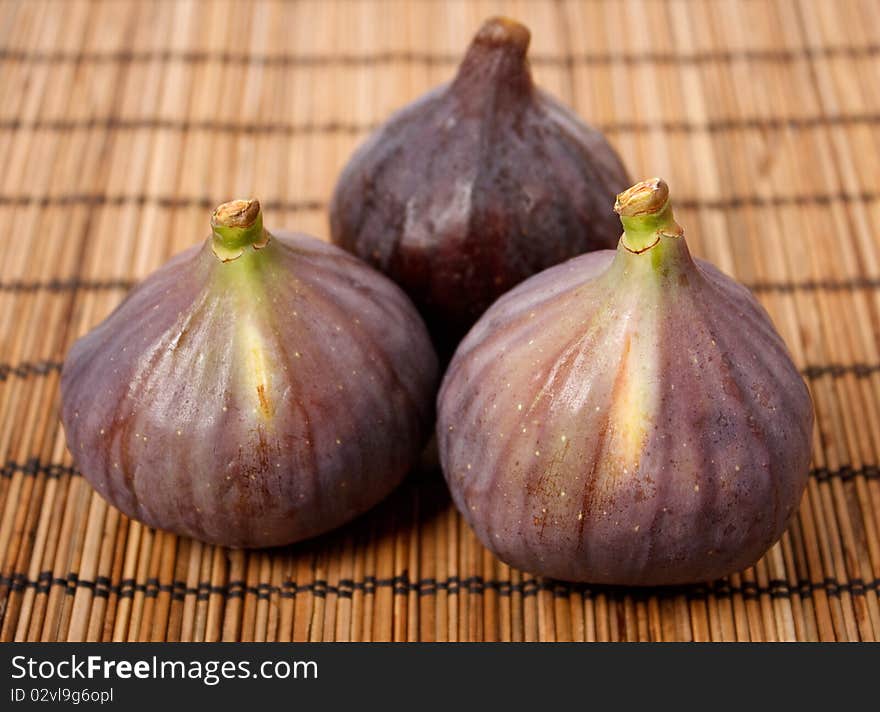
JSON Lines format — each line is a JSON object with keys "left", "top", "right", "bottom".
{"left": 211, "top": 200, "right": 278, "bottom": 421}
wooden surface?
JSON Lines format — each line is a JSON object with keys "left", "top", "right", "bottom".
{"left": 1, "top": 0, "right": 879, "bottom": 642}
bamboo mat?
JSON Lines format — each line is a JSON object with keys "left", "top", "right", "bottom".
{"left": 0, "top": 0, "right": 879, "bottom": 643}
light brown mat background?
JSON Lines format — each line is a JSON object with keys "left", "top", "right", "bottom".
{"left": 1, "top": 0, "right": 879, "bottom": 642}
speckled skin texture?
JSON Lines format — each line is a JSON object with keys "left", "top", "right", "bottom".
{"left": 329, "top": 19, "right": 630, "bottom": 351}
{"left": 437, "top": 235, "right": 813, "bottom": 585}
{"left": 61, "top": 233, "right": 438, "bottom": 548}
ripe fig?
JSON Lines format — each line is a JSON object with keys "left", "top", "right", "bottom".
{"left": 329, "top": 17, "right": 630, "bottom": 351}
{"left": 61, "top": 200, "right": 438, "bottom": 548}
{"left": 437, "top": 179, "right": 814, "bottom": 585}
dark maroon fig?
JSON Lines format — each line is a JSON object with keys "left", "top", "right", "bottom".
{"left": 437, "top": 179, "right": 814, "bottom": 585}
{"left": 61, "top": 199, "right": 438, "bottom": 548}
{"left": 329, "top": 16, "right": 630, "bottom": 352}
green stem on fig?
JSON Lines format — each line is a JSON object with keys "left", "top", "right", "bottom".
{"left": 615, "top": 178, "right": 683, "bottom": 253}
{"left": 211, "top": 199, "right": 270, "bottom": 262}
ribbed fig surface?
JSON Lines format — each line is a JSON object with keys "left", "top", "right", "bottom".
{"left": 330, "top": 17, "right": 630, "bottom": 350}
{"left": 438, "top": 179, "right": 813, "bottom": 585}
{"left": 61, "top": 200, "right": 438, "bottom": 548}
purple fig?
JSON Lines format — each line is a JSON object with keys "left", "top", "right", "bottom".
{"left": 61, "top": 199, "right": 438, "bottom": 548}
{"left": 329, "top": 17, "right": 630, "bottom": 351}
{"left": 437, "top": 179, "right": 814, "bottom": 585}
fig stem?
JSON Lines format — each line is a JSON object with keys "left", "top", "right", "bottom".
{"left": 614, "top": 178, "right": 683, "bottom": 253}
{"left": 451, "top": 17, "right": 533, "bottom": 101}
{"left": 474, "top": 16, "right": 531, "bottom": 53}
{"left": 211, "top": 199, "right": 270, "bottom": 262}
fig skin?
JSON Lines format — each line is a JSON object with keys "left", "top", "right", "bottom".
{"left": 437, "top": 179, "right": 814, "bottom": 585}
{"left": 61, "top": 200, "right": 438, "bottom": 548}
{"left": 329, "top": 17, "right": 630, "bottom": 351}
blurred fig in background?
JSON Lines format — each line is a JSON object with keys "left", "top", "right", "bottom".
{"left": 330, "top": 16, "right": 630, "bottom": 352}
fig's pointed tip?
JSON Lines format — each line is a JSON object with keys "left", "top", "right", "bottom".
{"left": 614, "top": 178, "right": 670, "bottom": 217}
{"left": 212, "top": 199, "right": 262, "bottom": 230}
{"left": 474, "top": 16, "right": 531, "bottom": 53}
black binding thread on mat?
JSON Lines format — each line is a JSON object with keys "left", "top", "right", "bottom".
{"left": 2, "top": 361, "right": 878, "bottom": 384}
{"left": 1, "top": 460, "right": 879, "bottom": 484}
{"left": 801, "top": 364, "right": 880, "bottom": 379}
{"left": 747, "top": 277, "right": 880, "bottom": 293}
{"left": 0, "top": 361, "right": 63, "bottom": 381}
{"left": 5, "top": 275, "right": 880, "bottom": 296}
{"left": 0, "top": 191, "right": 876, "bottom": 215}
{"left": 1, "top": 571, "right": 878, "bottom": 603}
{"left": 0, "top": 460, "right": 79, "bottom": 479}
{"left": 0, "top": 43, "right": 879, "bottom": 68}
{"left": 2, "top": 113, "right": 880, "bottom": 136}
{"left": 0, "top": 277, "right": 136, "bottom": 293}
{"left": 0, "top": 195, "right": 323, "bottom": 210}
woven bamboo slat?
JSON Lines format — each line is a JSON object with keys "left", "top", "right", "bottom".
{"left": 0, "top": 0, "right": 878, "bottom": 642}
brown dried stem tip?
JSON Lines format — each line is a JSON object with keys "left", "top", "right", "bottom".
{"left": 614, "top": 178, "right": 669, "bottom": 217}
{"left": 210, "top": 198, "right": 269, "bottom": 262}
{"left": 615, "top": 178, "right": 682, "bottom": 252}
{"left": 212, "top": 199, "right": 262, "bottom": 229}
{"left": 474, "top": 17, "right": 531, "bottom": 54}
